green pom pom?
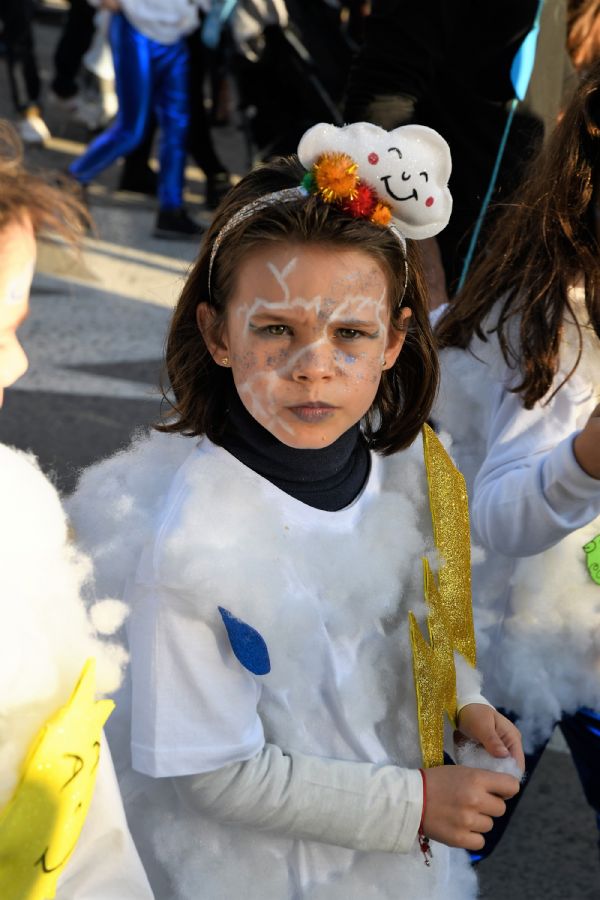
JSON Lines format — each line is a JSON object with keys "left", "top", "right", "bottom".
{"left": 301, "top": 171, "right": 317, "bottom": 193}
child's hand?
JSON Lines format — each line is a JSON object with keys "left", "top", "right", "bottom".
{"left": 456, "top": 704, "right": 525, "bottom": 773}
{"left": 422, "top": 764, "right": 519, "bottom": 850}
{"left": 573, "top": 402, "right": 600, "bottom": 479}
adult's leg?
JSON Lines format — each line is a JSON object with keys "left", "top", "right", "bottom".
{"left": 153, "top": 37, "right": 190, "bottom": 210}
{"left": 51, "top": 0, "right": 96, "bottom": 100}
{"left": 69, "top": 13, "right": 152, "bottom": 184}
{"left": 0, "top": 0, "right": 40, "bottom": 112}
{"left": 119, "top": 115, "right": 158, "bottom": 193}
{"left": 559, "top": 708, "right": 600, "bottom": 860}
{"left": 186, "top": 27, "right": 227, "bottom": 176}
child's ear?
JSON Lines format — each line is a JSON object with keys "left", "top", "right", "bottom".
{"left": 196, "top": 303, "right": 230, "bottom": 363}
{"left": 383, "top": 307, "right": 411, "bottom": 370}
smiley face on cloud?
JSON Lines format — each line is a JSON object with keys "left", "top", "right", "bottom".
{"left": 297, "top": 121, "right": 452, "bottom": 240}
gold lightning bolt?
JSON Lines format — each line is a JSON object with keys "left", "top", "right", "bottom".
{"left": 409, "top": 424, "right": 477, "bottom": 768}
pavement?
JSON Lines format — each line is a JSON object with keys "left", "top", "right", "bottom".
{"left": 1, "top": 7, "right": 599, "bottom": 899}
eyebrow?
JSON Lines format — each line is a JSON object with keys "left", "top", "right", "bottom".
{"left": 249, "top": 313, "right": 379, "bottom": 327}
{"left": 248, "top": 312, "right": 294, "bottom": 323}
{"left": 328, "top": 318, "right": 379, "bottom": 327}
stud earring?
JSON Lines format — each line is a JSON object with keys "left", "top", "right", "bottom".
{"left": 221, "top": 357, "right": 230, "bottom": 366}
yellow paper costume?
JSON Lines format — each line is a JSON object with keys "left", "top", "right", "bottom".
{"left": 0, "top": 659, "right": 113, "bottom": 900}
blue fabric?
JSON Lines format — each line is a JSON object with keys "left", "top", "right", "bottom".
{"left": 218, "top": 607, "right": 271, "bottom": 676}
{"left": 470, "top": 707, "right": 600, "bottom": 863}
{"left": 69, "top": 13, "right": 189, "bottom": 209}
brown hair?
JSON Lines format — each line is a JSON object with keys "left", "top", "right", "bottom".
{"left": 159, "top": 155, "right": 438, "bottom": 454}
{"left": 568, "top": 0, "right": 600, "bottom": 71}
{"left": 435, "top": 60, "right": 600, "bottom": 408}
{"left": 0, "top": 121, "right": 89, "bottom": 240}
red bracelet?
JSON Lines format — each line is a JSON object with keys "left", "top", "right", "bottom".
{"left": 418, "top": 768, "right": 432, "bottom": 866}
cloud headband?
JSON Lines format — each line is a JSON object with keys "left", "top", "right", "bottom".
{"left": 208, "top": 121, "right": 453, "bottom": 296}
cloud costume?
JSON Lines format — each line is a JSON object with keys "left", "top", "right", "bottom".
{"left": 68, "top": 427, "right": 492, "bottom": 899}
{"left": 0, "top": 442, "right": 153, "bottom": 899}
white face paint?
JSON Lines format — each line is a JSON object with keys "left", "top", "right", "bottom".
{"left": 216, "top": 243, "right": 407, "bottom": 449}
{"left": 0, "top": 217, "right": 36, "bottom": 408}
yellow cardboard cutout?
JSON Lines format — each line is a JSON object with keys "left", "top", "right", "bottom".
{"left": 0, "top": 659, "right": 113, "bottom": 900}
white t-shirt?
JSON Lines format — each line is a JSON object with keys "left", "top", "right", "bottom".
{"left": 88, "top": 0, "right": 203, "bottom": 45}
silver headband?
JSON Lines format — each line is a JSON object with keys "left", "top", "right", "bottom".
{"left": 207, "top": 185, "right": 408, "bottom": 300}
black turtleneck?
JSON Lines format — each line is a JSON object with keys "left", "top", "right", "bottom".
{"left": 219, "top": 388, "right": 371, "bottom": 512}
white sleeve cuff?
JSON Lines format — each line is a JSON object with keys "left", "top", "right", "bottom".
{"left": 543, "top": 432, "right": 600, "bottom": 501}
{"left": 456, "top": 693, "right": 494, "bottom": 716}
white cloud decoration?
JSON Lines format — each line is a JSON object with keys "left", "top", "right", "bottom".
{"left": 297, "top": 121, "right": 453, "bottom": 240}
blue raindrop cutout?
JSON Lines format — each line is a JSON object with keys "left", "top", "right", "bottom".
{"left": 218, "top": 607, "right": 271, "bottom": 675}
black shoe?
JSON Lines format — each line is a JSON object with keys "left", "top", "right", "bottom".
{"left": 205, "top": 171, "right": 233, "bottom": 210}
{"left": 118, "top": 165, "right": 158, "bottom": 196}
{"left": 60, "top": 169, "right": 91, "bottom": 211}
{"left": 153, "top": 207, "right": 205, "bottom": 240}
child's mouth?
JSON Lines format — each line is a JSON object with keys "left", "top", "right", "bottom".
{"left": 288, "top": 403, "right": 337, "bottom": 422}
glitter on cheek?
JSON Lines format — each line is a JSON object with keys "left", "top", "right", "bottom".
{"left": 231, "top": 349, "right": 260, "bottom": 378}
{"left": 265, "top": 347, "right": 290, "bottom": 369}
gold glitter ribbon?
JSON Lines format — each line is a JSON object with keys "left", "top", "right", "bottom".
{"left": 409, "top": 424, "right": 477, "bottom": 768}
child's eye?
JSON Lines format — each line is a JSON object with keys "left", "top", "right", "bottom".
{"left": 336, "top": 328, "right": 367, "bottom": 341}
{"left": 263, "top": 324, "right": 292, "bottom": 336}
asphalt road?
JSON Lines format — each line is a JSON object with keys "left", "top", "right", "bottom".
{"left": 0, "top": 8, "right": 599, "bottom": 899}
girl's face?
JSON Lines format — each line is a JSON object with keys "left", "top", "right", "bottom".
{"left": 199, "top": 242, "right": 409, "bottom": 449}
{"left": 0, "top": 216, "right": 35, "bottom": 408}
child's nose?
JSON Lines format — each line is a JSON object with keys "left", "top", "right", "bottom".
{"left": 291, "top": 345, "right": 334, "bottom": 382}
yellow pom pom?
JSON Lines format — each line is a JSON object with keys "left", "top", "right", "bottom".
{"left": 314, "top": 153, "right": 359, "bottom": 203}
{"left": 370, "top": 202, "right": 392, "bottom": 226}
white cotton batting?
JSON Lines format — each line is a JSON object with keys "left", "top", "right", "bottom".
{"left": 0, "top": 443, "right": 126, "bottom": 805}
{"left": 454, "top": 739, "right": 524, "bottom": 781}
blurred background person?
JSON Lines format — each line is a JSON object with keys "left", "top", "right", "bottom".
{"left": 344, "top": 0, "right": 574, "bottom": 304}
{"left": 0, "top": 0, "right": 50, "bottom": 144}
{"left": 68, "top": 0, "right": 204, "bottom": 239}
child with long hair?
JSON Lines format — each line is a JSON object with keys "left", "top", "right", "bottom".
{"left": 69, "top": 121, "right": 523, "bottom": 899}
{"left": 0, "top": 121, "right": 153, "bottom": 898}
{"left": 434, "top": 60, "right": 600, "bottom": 862}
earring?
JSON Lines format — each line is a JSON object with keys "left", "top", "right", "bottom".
{"left": 221, "top": 357, "right": 230, "bottom": 366}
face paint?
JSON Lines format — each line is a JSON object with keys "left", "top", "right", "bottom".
{"left": 219, "top": 243, "right": 407, "bottom": 449}
{"left": 0, "top": 218, "right": 36, "bottom": 408}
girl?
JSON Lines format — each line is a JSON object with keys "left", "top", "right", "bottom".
{"left": 0, "top": 121, "right": 153, "bottom": 898}
{"left": 69, "top": 121, "right": 523, "bottom": 899}
{"left": 434, "top": 59, "right": 600, "bottom": 862}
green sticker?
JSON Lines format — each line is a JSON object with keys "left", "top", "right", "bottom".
{"left": 583, "top": 535, "right": 600, "bottom": 585}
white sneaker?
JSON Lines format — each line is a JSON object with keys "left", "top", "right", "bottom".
{"left": 17, "top": 109, "right": 51, "bottom": 144}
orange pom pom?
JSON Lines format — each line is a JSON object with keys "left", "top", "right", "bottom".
{"left": 314, "top": 153, "right": 359, "bottom": 203}
{"left": 370, "top": 202, "right": 393, "bottom": 226}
